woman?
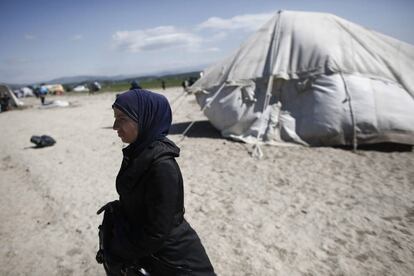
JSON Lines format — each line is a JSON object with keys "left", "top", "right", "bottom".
{"left": 97, "top": 88, "right": 215, "bottom": 276}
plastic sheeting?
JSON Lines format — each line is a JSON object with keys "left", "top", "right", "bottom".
{"left": 192, "top": 10, "right": 414, "bottom": 97}
{"left": 192, "top": 11, "right": 414, "bottom": 146}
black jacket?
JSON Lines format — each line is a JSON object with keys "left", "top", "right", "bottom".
{"left": 107, "top": 137, "right": 215, "bottom": 275}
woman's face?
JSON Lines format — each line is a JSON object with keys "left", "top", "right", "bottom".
{"left": 113, "top": 107, "right": 138, "bottom": 143}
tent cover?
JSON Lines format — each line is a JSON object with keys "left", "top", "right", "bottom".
{"left": 190, "top": 10, "right": 414, "bottom": 146}
{"left": 0, "top": 84, "right": 24, "bottom": 109}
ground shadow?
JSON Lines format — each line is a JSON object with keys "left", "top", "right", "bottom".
{"left": 24, "top": 145, "right": 54, "bottom": 150}
{"left": 170, "top": 120, "right": 222, "bottom": 139}
{"left": 334, "top": 143, "right": 413, "bottom": 153}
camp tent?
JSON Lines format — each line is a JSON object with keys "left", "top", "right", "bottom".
{"left": 0, "top": 83, "right": 24, "bottom": 110}
{"left": 73, "top": 85, "right": 89, "bottom": 92}
{"left": 88, "top": 81, "right": 102, "bottom": 92}
{"left": 190, "top": 10, "right": 414, "bottom": 147}
{"left": 20, "top": 87, "right": 34, "bottom": 97}
{"left": 45, "top": 84, "right": 65, "bottom": 95}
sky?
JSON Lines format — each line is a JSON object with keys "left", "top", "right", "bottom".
{"left": 1, "top": 0, "right": 413, "bottom": 84}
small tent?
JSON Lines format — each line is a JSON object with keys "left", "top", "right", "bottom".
{"left": 190, "top": 10, "right": 414, "bottom": 147}
{"left": 20, "top": 87, "right": 34, "bottom": 97}
{"left": 73, "top": 85, "right": 89, "bottom": 92}
{"left": 88, "top": 81, "right": 102, "bottom": 92}
{"left": 45, "top": 84, "right": 65, "bottom": 95}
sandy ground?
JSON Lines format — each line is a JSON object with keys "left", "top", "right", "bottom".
{"left": 0, "top": 88, "right": 413, "bottom": 276}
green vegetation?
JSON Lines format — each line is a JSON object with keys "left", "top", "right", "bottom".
{"left": 100, "top": 82, "right": 130, "bottom": 92}
{"left": 99, "top": 71, "right": 201, "bottom": 93}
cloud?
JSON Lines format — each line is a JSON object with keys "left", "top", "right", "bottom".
{"left": 197, "top": 13, "right": 273, "bottom": 32}
{"left": 112, "top": 13, "right": 275, "bottom": 54}
{"left": 205, "top": 47, "right": 220, "bottom": 52}
{"left": 210, "top": 31, "right": 228, "bottom": 41}
{"left": 71, "top": 34, "right": 83, "bottom": 41}
{"left": 112, "top": 26, "right": 202, "bottom": 52}
{"left": 24, "top": 34, "right": 36, "bottom": 40}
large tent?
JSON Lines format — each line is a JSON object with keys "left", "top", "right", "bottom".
{"left": 0, "top": 84, "right": 24, "bottom": 111}
{"left": 190, "top": 10, "right": 414, "bottom": 147}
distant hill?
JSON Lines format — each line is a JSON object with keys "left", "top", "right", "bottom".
{"left": 47, "top": 65, "right": 208, "bottom": 85}
{"left": 2, "top": 64, "right": 209, "bottom": 88}
{"left": 47, "top": 75, "right": 134, "bottom": 85}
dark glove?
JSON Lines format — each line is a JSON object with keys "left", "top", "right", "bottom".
{"left": 97, "top": 200, "right": 120, "bottom": 215}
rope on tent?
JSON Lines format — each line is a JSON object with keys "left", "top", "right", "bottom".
{"left": 170, "top": 90, "right": 188, "bottom": 106}
{"left": 170, "top": 91, "right": 190, "bottom": 116}
{"left": 178, "top": 83, "right": 226, "bottom": 142}
{"left": 252, "top": 141, "right": 264, "bottom": 159}
{"left": 252, "top": 75, "right": 274, "bottom": 159}
{"left": 339, "top": 72, "right": 358, "bottom": 151}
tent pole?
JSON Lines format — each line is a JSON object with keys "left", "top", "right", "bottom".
{"left": 179, "top": 83, "right": 226, "bottom": 141}
{"left": 339, "top": 72, "right": 358, "bottom": 151}
{"left": 252, "top": 75, "right": 274, "bottom": 159}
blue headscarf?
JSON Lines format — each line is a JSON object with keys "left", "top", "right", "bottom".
{"left": 112, "top": 89, "right": 172, "bottom": 157}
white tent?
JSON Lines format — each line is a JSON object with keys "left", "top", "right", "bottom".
{"left": 73, "top": 85, "right": 89, "bottom": 92}
{"left": 20, "top": 87, "right": 34, "bottom": 97}
{"left": 190, "top": 10, "right": 414, "bottom": 147}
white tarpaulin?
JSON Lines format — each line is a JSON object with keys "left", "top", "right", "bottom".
{"left": 190, "top": 10, "right": 414, "bottom": 146}
{"left": 0, "top": 84, "right": 24, "bottom": 109}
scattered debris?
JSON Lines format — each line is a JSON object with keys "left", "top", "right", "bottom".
{"left": 30, "top": 135, "right": 56, "bottom": 148}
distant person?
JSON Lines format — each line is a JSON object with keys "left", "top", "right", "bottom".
{"left": 181, "top": 80, "right": 187, "bottom": 91}
{"left": 0, "top": 91, "right": 10, "bottom": 112}
{"left": 161, "top": 80, "right": 166, "bottom": 90}
{"left": 96, "top": 89, "right": 216, "bottom": 275}
{"left": 89, "top": 81, "right": 102, "bottom": 94}
{"left": 188, "top": 77, "right": 197, "bottom": 86}
{"left": 39, "top": 83, "right": 48, "bottom": 105}
{"left": 129, "top": 80, "right": 142, "bottom": 90}
{"left": 31, "top": 85, "right": 40, "bottom": 98}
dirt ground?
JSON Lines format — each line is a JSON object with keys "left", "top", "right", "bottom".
{"left": 1, "top": 89, "right": 413, "bottom": 275}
